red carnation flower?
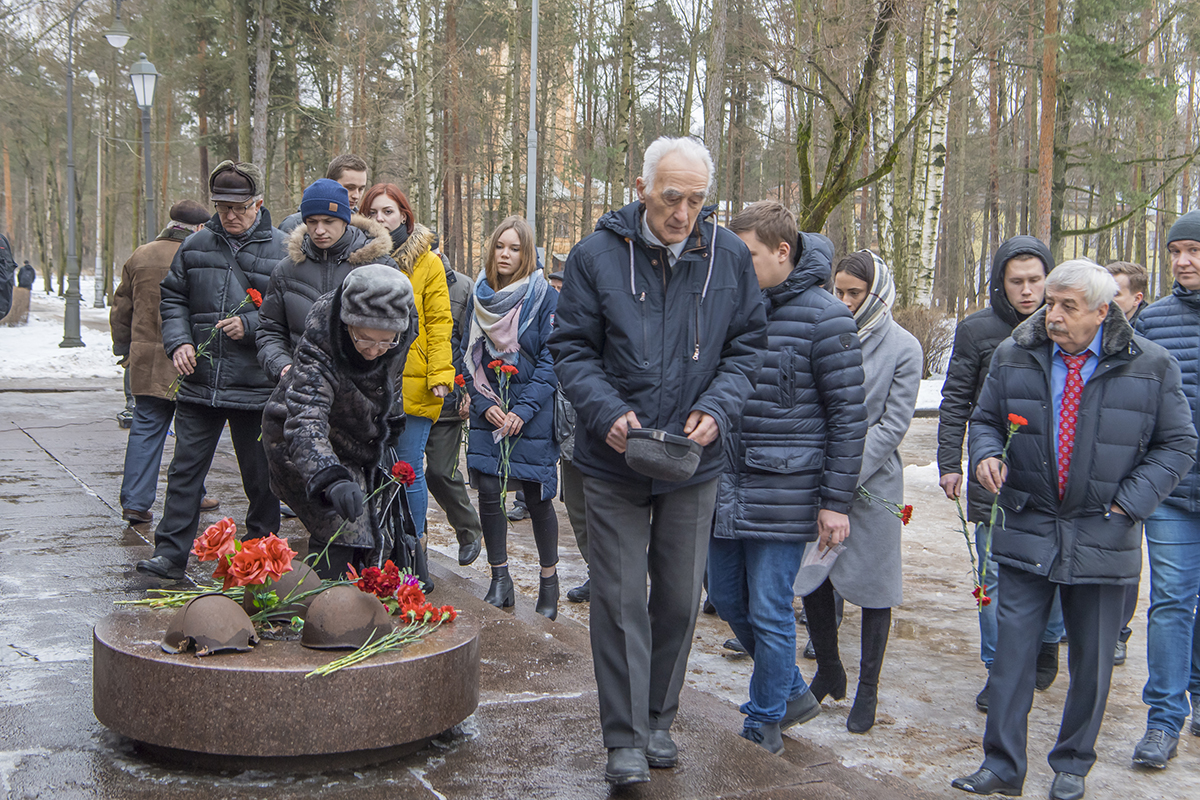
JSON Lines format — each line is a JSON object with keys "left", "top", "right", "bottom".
{"left": 500, "top": 365, "right": 519, "bottom": 375}
{"left": 900, "top": 505, "right": 914, "bottom": 525}
{"left": 1007, "top": 413, "right": 1028, "bottom": 427}
{"left": 488, "top": 359, "right": 503, "bottom": 370}
{"left": 454, "top": 374, "right": 466, "bottom": 388}
{"left": 247, "top": 288, "right": 263, "bottom": 308}
{"left": 391, "top": 460, "right": 416, "bottom": 487}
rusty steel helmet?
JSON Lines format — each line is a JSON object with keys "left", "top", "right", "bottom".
{"left": 300, "top": 585, "right": 393, "bottom": 650}
{"left": 161, "top": 593, "right": 258, "bottom": 656}
{"left": 241, "top": 559, "right": 323, "bottom": 620}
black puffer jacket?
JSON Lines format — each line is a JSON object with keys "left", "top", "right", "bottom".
{"left": 549, "top": 201, "right": 767, "bottom": 490}
{"left": 159, "top": 209, "right": 287, "bottom": 410}
{"left": 969, "top": 304, "right": 1196, "bottom": 584}
{"left": 261, "top": 288, "right": 418, "bottom": 548}
{"left": 938, "top": 235, "right": 1055, "bottom": 521}
{"left": 257, "top": 215, "right": 396, "bottom": 381}
{"left": 713, "top": 232, "right": 867, "bottom": 541}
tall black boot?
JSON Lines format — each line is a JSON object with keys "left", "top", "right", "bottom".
{"left": 847, "top": 607, "right": 891, "bottom": 733}
{"left": 536, "top": 572, "right": 559, "bottom": 620}
{"left": 484, "top": 564, "right": 515, "bottom": 608}
{"left": 802, "top": 579, "right": 846, "bottom": 703}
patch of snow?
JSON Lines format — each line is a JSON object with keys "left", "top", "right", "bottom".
{"left": 917, "top": 375, "right": 944, "bottom": 411}
{"left": 0, "top": 276, "right": 123, "bottom": 380}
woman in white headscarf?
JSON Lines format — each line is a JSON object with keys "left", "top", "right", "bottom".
{"left": 803, "top": 250, "right": 922, "bottom": 733}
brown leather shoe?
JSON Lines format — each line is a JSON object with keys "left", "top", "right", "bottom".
{"left": 199, "top": 495, "right": 220, "bottom": 512}
{"left": 122, "top": 508, "right": 152, "bottom": 524}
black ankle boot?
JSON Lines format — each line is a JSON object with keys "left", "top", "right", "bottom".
{"left": 484, "top": 564, "right": 515, "bottom": 608}
{"left": 536, "top": 572, "right": 559, "bottom": 620}
{"left": 809, "top": 661, "right": 847, "bottom": 703}
{"left": 847, "top": 682, "right": 878, "bottom": 733}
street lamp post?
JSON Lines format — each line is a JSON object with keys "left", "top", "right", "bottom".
{"left": 130, "top": 53, "right": 158, "bottom": 243}
{"left": 61, "top": 1, "right": 130, "bottom": 348}
{"left": 87, "top": 69, "right": 105, "bottom": 309}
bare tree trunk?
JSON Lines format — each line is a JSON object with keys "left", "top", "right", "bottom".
{"left": 198, "top": 39, "right": 211, "bottom": 204}
{"left": 231, "top": 0, "right": 252, "bottom": 161}
{"left": 705, "top": 0, "right": 728, "bottom": 177}
{"left": 615, "top": 0, "right": 636, "bottom": 204}
{"left": 1035, "top": 0, "right": 1057, "bottom": 242}
{"left": 251, "top": 0, "right": 274, "bottom": 171}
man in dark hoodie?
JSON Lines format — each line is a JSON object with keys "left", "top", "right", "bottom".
{"left": 550, "top": 136, "right": 767, "bottom": 786}
{"left": 938, "top": 235, "right": 1062, "bottom": 711}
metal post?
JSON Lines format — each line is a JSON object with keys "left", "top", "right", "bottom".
{"left": 524, "top": 0, "right": 538, "bottom": 230}
{"left": 141, "top": 105, "right": 155, "bottom": 241}
{"left": 61, "top": 3, "right": 84, "bottom": 348}
{"left": 93, "top": 106, "right": 104, "bottom": 307}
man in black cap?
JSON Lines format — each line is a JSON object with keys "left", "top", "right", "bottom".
{"left": 136, "top": 162, "right": 287, "bottom": 581}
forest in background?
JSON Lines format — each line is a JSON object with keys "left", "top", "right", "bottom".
{"left": 0, "top": 0, "right": 1197, "bottom": 315}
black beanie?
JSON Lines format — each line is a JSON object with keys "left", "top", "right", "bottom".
{"left": 1167, "top": 210, "right": 1200, "bottom": 246}
{"left": 340, "top": 265, "right": 415, "bottom": 333}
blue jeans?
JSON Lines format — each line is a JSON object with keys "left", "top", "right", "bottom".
{"left": 707, "top": 537, "right": 808, "bottom": 728}
{"left": 1143, "top": 503, "right": 1200, "bottom": 735}
{"left": 387, "top": 415, "right": 433, "bottom": 539}
{"left": 977, "top": 523, "right": 1065, "bottom": 668}
{"left": 120, "top": 395, "right": 175, "bottom": 512}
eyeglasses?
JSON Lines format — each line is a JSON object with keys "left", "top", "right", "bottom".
{"left": 349, "top": 330, "right": 401, "bottom": 350}
{"left": 215, "top": 200, "right": 258, "bottom": 216}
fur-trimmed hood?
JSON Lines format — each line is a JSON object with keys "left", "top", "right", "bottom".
{"left": 389, "top": 223, "right": 436, "bottom": 275}
{"left": 1012, "top": 300, "right": 1135, "bottom": 357}
{"left": 285, "top": 214, "right": 393, "bottom": 266}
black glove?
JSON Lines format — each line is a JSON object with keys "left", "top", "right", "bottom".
{"left": 326, "top": 480, "right": 364, "bottom": 521}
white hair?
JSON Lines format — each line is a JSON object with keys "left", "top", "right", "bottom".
{"left": 641, "top": 137, "right": 715, "bottom": 194}
{"left": 1045, "top": 259, "right": 1117, "bottom": 311}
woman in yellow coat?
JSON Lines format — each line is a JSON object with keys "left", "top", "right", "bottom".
{"left": 361, "top": 183, "right": 455, "bottom": 536}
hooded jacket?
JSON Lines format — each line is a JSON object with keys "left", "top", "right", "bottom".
{"left": 439, "top": 260, "right": 473, "bottom": 422}
{"left": 938, "top": 235, "right": 1055, "bottom": 521}
{"left": 393, "top": 224, "right": 456, "bottom": 421}
{"left": 548, "top": 201, "right": 767, "bottom": 490}
{"left": 1135, "top": 282, "right": 1200, "bottom": 512}
{"left": 713, "top": 232, "right": 867, "bottom": 542}
{"left": 159, "top": 208, "right": 287, "bottom": 410}
{"left": 111, "top": 225, "right": 192, "bottom": 399}
{"left": 262, "top": 287, "right": 418, "bottom": 548}
{"left": 257, "top": 214, "right": 396, "bottom": 381}
{"left": 969, "top": 303, "right": 1195, "bottom": 583}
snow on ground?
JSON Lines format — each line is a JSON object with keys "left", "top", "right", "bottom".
{"left": 917, "top": 375, "right": 944, "bottom": 411}
{"left": 0, "top": 277, "right": 123, "bottom": 380}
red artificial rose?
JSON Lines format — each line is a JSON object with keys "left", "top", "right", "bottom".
{"left": 192, "top": 517, "right": 238, "bottom": 561}
{"left": 391, "top": 460, "right": 416, "bottom": 487}
{"left": 247, "top": 288, "right": 263, "bottom": 308}
{"left": 220, "top": 543, "right": 272, "bottom": 589}
{"left": 488, "top": 359, "right": 503, "bottom": 370}
{"left": 454, "top": 374, "right": 466, "bottom": 388}
{"left": 901, "top": 505, "right": 914, "bottom": 525}
{"left": 1007, "top": 413, "right": 1028, "bottom": 427}
{"left": 257, "top": 534, "right": 297, "bottom": 581}
{"left": 500, "top": 365, "right": 519, "bottom": 375}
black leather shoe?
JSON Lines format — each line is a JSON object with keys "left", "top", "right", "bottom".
{"left": 484, "top": 565, "right": 515, "bottom": 608}
{"left": 1113, "top": 639, "right": 1127, "bottom": 666}
{"left": 950, "top": 768, "right": 1021, "bottom": 796}
{"left": 458, "top": 539, "right": 481, "bottom": 566}
{"left": 604, "top": 748, "right": 649, "bottom": 785}
{"left": 976, "top": 677, "right": 991, "bottom": 713}
{"left": 122, "top": 508, "right": 152, "bottom": 524}
{"left": 135, "top": 555, "right": 185, "bottom": 580}
{"left": 722, "top": 637, "right": 748, "bottom": 655}
{"left": 1132, "top": 728, "right": 1178, "bottom": 768}
{"left": 1049, "top": 772, "right": 1085, "bottom": 800}
{"left": 1192, "top": 715, "right": 1200, "bottom": 737}
{"left": 1035, "top": 640, "right": 1059, "bottom": 691}
{"left": 280, "top": 502, "right": 298, "bottom": 518}
{"left": 781, "top": 689, "right": 821, "bottom": 729}
{"left": 535, "top": 573, "right": 559, "bottom": 620}
{"left": 803, "top": 639, "right": 816, "bottom": 660}
{"left": 740, "top": 722, "right": 784, "bottom": 754}
{"left": 645, "top": 729, "right": 677, "bottom": 768}
{"left": 566, "top": 578, "right": 590, "bottom": 603}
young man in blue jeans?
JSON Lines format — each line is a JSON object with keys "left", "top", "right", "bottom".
{"left": 707, "top": 201, "right": 867, "bottom": 752}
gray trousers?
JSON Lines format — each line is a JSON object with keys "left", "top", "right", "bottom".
{"left": 982, "top": 565, "right": 1125, "bottom": 786}
{"left": 561, "top": 457, "right": 589, "bottom": 564}
{"left": 582, "top": 474, "right": 718, "bottom": 749}
{"left": 424, "top": 419, "right": 482, "bottom": 547}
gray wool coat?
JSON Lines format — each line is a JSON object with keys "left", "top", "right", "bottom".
{"left": 828, "top": 315, "right": 923, "bottom": 608}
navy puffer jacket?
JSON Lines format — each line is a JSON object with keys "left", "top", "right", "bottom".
{"left": 713, "top": 232, "right": 867, "bottom": 542}
{"left": 549, "top": 201, "right": 767, "bottom": 490}
{"left": 969, "top": 305, "right": 1196, "bottom": 584}
{"left": 1135, "top": 284, "right": 1200, "bottom": 512}
{"left": 160, "top": 209, "right": 287, "bottom": 410}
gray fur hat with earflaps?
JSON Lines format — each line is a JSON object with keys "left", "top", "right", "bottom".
{"left": 339, "top": 265, "right": 415, "bottom": 334}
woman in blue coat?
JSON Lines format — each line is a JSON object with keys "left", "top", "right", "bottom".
{"left": 463, "top": 216, "right": 560, "bottom": 619}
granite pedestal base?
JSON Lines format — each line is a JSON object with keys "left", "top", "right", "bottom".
{"left": 94, "top": 608, "right": 479, "bottom": 758}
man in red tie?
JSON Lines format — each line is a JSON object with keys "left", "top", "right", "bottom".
{"left": 951, "top": 260, "right": 1197, "bottom": 800}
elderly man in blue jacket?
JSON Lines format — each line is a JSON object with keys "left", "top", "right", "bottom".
{"left": 952, "top": 260, "right": 1196, "bottom": 800}
{"left": 549, "top": 136, "right": 767, "bottom": 786}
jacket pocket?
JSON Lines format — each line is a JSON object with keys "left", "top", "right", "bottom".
{"left": 777, "top": 346, "right": 796, "bottom": 408}
{"left": 998, "top": 486, "right": 1030, "bottom": 513}
{"left": 744, "top": 445, "right": 821, "bottom": 474}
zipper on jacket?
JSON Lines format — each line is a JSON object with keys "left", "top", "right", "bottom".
{"left": 692, "top": 294, "right": 700, "bottom": 361}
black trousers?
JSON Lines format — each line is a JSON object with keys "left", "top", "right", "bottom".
{"left": 152, "top": 401, "right": 280, "bottom": 567}
{"left": 583, "top": 474, "right": 718, "bottom": 748}
{"left": 982, "top": 565, "right": 1125, "bottom": 786}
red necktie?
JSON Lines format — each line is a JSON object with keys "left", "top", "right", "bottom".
{"left": 1057, "top": 352, "right": 1090, "bottom": 500}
